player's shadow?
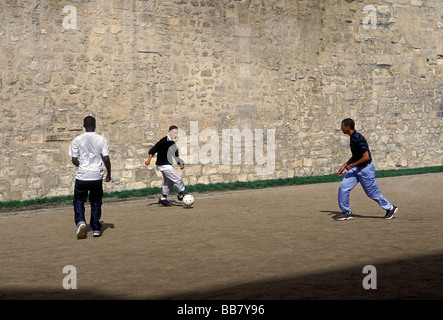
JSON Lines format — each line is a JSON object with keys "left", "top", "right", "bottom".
{"left": 146, "top": 199, "right": 193, "bottom": 209}
{"left": 169, "top": 200, "right": 190, "bottom": 208}
{"left": 85, "top": 222, "right": 115, "bottom": 234}
{"left": 320, "top": 210, "right": 382, "bottom": 219}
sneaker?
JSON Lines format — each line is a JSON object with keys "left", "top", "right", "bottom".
{"left": 76, "top": 223, "right": 87, "bottom": 239}
{"left": 383, "top": 205, "right": 398, "bottom": 220}
{"left": 177, "top": 194, "right": 184, "bottom": 201}
{"left": 334, "top": 212, "right": 354, "bottom": 221}
{"left": 93, "top": 230, "right": 101, "bottom": 237}
{"left": 158, "top": 198, "right": 172, "bottom": 207}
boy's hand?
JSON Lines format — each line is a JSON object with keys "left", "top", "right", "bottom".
{"left": 180, "top": 163, "right": 185, "bottom": 170}
{"left": 145, "top": 159, "right": 151, "bottom": 166}
{"left": 338, "top": 164, "right": 352, "bottom": 176}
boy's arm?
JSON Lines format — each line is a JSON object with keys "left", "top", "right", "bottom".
{"left": 103, "top": 155, "right": 111, "bottom": 182}
{"left": 101, "top": 138, "right": 111, "bottom": 182}
{"left": 175, "top": 148, "right": 184, "bottom": 165}
{"left": 345, "top": 157, "right": 354, "bottom": 167}
{"left": 71, "top": 157, "right": 80, "bottom": 167}
{"left": 145, "top": 153, "right": 153, "bottom": 166}
{"left": 338, "top": 157, "right": 353, "bottom": 176}
{"left": 349, "top": 151, "right": 370, "bottom": 168}
{"left": 145, "top": 140, "right": 161, "bottom": 166}
{"left": 173, "top": 144, "right": 185, "bottom": 169}
{"left": 69, "top": 139, "right": 79, "bottom": 167}
{"left": 338, "top": 152, "right": 370, "bottom": 176}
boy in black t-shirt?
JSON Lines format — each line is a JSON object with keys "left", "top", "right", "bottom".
{"left": 145, "top": 126, "right": 185, "bottom": 206}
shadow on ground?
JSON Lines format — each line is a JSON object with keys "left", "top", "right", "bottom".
{"left": 320, "top": 210, "right": 383, "bottom": 219}
{"left": 1, "top": 252, "right": 442, "bottom": 300}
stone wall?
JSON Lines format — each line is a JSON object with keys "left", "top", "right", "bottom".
{"left": 0, "top": 0, "right": 442, "bottom": 201}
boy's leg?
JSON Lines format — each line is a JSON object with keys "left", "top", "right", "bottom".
{"left": 338, "top": 168, "right": 359, "bottom": 213}
{"left": 171, "top": 170, "right": 185, "bottom": 194}
{"left": 359, "top": 164, "right": 392, "bottom": 211}
{"left": 73, "top": 179, "right": 88, "bottom": 227}
{"left": 157, "top": 170, "right": 174, "bottom": 206}
{"left": 162, "top": 167, "right": 185, "bottom": 195}
{"left": 88, "top": 180, "right": 103, "bottom": 232}
{"left": 161, "top": 172, "right": 174, "bottom": 198}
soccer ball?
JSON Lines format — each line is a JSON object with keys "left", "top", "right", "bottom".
{"left": 183, "top": 194, "right": 194, "bottom": 206}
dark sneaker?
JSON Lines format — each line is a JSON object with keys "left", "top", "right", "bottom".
{"left": 334, "top": 212, "right": 354, "bottom": 221}
{"left": 383, "top": 205, "right": 398, "bottom": 220}
{"left": 177, "top": 194, "right": 184, "bottom": 201}
{"left": 158, "top": 198, "right": 172, "bottom": 207}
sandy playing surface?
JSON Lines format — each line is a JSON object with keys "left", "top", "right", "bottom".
{"left": 1, "top": 173, "right": 442, "bottom": 299}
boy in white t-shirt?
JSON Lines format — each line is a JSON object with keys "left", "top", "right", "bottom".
{"left": 69, "top": 116, "right": 111, "bottom": 239}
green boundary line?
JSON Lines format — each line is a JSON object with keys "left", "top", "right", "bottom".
{"left": 1, "top": 165, "right": 442, "bottom": 210}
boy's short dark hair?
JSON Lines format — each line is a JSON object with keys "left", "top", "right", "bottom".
{"left": 83, "top": 116, "right": 96, "bottom": 128}
{"left": 341, "top": 118, "right": 355, "bottom": 130}
{"left": 169, "top": 125, "right": 178, "bottom": 131}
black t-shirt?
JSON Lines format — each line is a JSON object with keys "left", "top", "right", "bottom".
{"left": 350, "top": 131, "right": 372, "bottom": 164}
{"left": 148, "top": 136, "right": 184, "bottom": 166}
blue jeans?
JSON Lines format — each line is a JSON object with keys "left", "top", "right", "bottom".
{"left": 73, "top": 179, "right": 103, "bottom": 231}
{"left": 338, "top": 163, "right": 392, "bottom": 213}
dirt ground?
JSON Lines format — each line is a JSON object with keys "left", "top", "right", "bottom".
{"left": 1, "top": 173, "right": 443, "bottom": 300}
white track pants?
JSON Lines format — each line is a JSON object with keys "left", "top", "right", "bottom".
{"left": 157, "top": 165, "right": 185, "bottom": 196}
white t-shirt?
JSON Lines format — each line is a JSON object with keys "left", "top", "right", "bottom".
{"left": 69, "top": 132, "right": 109, "bottom": 181}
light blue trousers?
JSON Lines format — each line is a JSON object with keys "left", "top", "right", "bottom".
{"left": 338, "top": 163, "right": 392, "bottom": 213}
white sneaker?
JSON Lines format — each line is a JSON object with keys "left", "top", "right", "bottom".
{"left": 76, "top": 223, "right": 87, "bottom": 239}
{"left": 93, "top": 230, "right": 101, "bottom": 237}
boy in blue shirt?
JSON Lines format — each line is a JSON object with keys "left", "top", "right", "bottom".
{"left": 336, "top": 118, "right": 398, "bottom": 220}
